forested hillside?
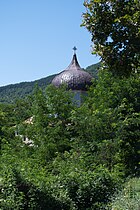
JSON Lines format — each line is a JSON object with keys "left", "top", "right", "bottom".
{"left": 0, "top": 74, "right": 56, "bottom": 103}
{"left": 86, "top": 62, "right": 100, "bottom": 78}
{"left": 0, "top": 63, "right": 100, "bottom": 103}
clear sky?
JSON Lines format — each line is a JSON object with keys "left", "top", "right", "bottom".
{"left": 0, "top": 0, "right": 100, "bottom": 87}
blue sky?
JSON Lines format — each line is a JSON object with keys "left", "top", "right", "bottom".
{"left": 0, "top": 0, "right": 100, "bottom": 87}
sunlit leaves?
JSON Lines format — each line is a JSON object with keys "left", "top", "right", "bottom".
{"left": 82, "top": 0, "right": 140, "bottom": 76}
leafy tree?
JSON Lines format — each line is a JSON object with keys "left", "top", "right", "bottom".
{"left": 1, "top": 69, "right": 139, "bottom": 208}
{"left": 1, "top": 80, "right": 130, "bottom": 209}
{"left": 0, "top": 103, "right": 16, "bottom": 145}
{"left": 20, "top": 85, "right": 75, "bottom": 163}
{"left": 13, "top": 98, "right": 32, "bottom": 124}
{"left": 82, "top": 0, "right": 140, "bottom": 76}
{"left": 86, "top": 70, "right": 140, "bottom": 175}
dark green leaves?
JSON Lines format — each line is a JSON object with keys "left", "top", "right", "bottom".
{"left": 82, "top": 0, "right": 140, "bottom": 76}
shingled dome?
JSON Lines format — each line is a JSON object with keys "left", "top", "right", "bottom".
{"left": 51, "top": 50, "right": 92, "bottom": 91}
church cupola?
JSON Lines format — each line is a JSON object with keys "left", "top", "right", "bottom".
{"left": 52, "top": 47, "right": 93, "bottom": 105}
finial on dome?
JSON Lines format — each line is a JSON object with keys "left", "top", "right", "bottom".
{"left": 73, "top": 46, "right": 77, "bottom": 55}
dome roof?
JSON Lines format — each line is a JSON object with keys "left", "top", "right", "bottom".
{"left": 51, "top": 51, "right": 92, "bottom": 91}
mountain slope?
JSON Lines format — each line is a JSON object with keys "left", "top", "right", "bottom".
{"left": 0, "top": 75, "right": 56, "bottom": 103}
{"left": 86, "top": 62, "right": 101, "bottom": 78}
{"left": 0, "top": 62, "right": 100, "bottom": 103}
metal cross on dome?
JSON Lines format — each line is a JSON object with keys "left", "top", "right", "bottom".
{"left": 73, "top": 46, "right": 77, "bottom": 54}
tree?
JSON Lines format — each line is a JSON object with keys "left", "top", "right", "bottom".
{"left": 1, "top": 83, "right": 126, "bottom": 209}
{"left": 82, "top": 0, "right": 140, "bottom": 76}
{"left": 85, "top": 70, "right": 140, "bottom": 175}
{"left": 20, "top": 85, "right": 75, "bottom": 163}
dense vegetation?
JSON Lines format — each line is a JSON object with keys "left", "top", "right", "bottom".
{"left": 82, "top": 0, "right": 140, "bottom": 76}
{"left": 0, "top": 0, "right": 140, "bottom": 209}
{"left": 1, "top": 70, "right": 139, "bottom": 209}
{"left": 0, "top": 63, "right": 100, "bottom": 104}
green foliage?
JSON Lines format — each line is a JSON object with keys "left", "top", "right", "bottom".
{"left": 1, "top": 151, "right": 67, "bottom": 209}
{"left": 82, "top": 0, "right": 140, "bottom": 76}
{"left": 0, "top": 69, "right": 139, "bottom": 209}
{"left": 19, "top": 85, "right": 75, "bottom": 163}
{"left": 49, "top": 152, "right": 122, "bottom": 210}
{"left": 108, "top": 177, "right": 140, "bottom": 210}
{"left": 0, "top": 143, "right": 122, "bottom": 210}
{"left": 87, "top": 70, "right": 140, "bottom": 175}
{"left": 13, "top": 98, "right": 32, "bottom": 124}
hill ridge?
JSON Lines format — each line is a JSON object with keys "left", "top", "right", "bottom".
{"left": 0, "top": 62, "right": 100, "bottom": 103}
